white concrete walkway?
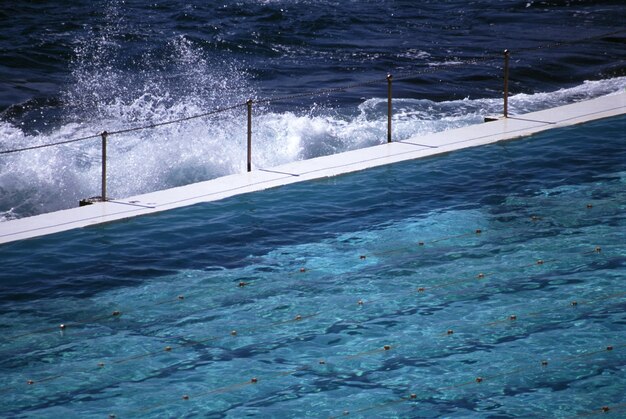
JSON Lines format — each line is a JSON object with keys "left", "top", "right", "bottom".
{"left": 1, "top": 92, "right": 624, "bottom": 245}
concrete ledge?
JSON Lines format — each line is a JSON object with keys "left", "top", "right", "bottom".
{"left": 1, "top": 92, "right": 624, "bottom": 245}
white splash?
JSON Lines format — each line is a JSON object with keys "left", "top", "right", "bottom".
{"left": 1, "top": 14, "right": 625, "bottom": 227}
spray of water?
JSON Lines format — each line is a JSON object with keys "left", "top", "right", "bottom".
{"left": 0, "top": 2, "right": 624, "bottom": 221}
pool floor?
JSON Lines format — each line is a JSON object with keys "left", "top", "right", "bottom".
{"left": 0, "top": 115, "right": 625, "bottom": 418}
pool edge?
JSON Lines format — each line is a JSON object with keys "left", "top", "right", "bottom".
{"left": 1, "top": 92, "right": 624, "bottom": 245}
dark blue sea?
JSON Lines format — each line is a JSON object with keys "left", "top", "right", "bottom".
{"left": 1, "top": 2, "right": 626, "bottom": 418}
{"left": 0, "top": 0, "right": 625, "bottom": 220}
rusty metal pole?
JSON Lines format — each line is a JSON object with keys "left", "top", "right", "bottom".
{"left": 101, "top": 131, "right": 107, "bottom": 201}
{"left": 387, "top": 74, "right": 393, "bottom": 143}
{"left": 503, "top": 49, "right": 510, "bottom": 118}
{"left": 247, "top": 100, "right": 252, "bottom": 172}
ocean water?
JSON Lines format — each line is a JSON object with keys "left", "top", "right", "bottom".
{"left": 0, "top": 0, "right": 625, "bottom": 220}
{"left": 0, "top": 114, "right": 625, "bottom": 418}
{"left": 1, "top": 1, "right": 626, "bottom": 418}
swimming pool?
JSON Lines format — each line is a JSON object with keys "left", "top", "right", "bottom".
{"left": 1, "top": 114, "right": 625, "bottom": 418}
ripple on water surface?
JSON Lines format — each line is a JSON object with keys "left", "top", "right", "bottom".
{"left": 0, "top": 116, "right": 625, "bottom": 417}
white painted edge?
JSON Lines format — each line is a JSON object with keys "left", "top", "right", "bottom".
{"left": 1, "top": 91, "right": 624, "bottom": 245}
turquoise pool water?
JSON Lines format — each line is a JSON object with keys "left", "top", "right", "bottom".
{"left": 1, "top": 115, "right": 625, "bottom": 418}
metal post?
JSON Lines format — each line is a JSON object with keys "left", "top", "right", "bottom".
{"left": 246, "top": 100, "right": 252, "bottom": 172}
{"left": 101, "top": 131, "right": 107, "bottom": 201}
{"left": 387, "top": 74, "right": 393, "bottom": 143}
{"left": 503, "top": 49, "right": 510, "bottom": 118}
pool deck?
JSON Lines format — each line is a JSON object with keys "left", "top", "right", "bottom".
{"left": 1, "top": 92, "right": 625, "bottom": 245}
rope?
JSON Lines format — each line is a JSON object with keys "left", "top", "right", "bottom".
{"left": 105, "top": 102, "right": 246, "bottom": 136}
{"left": 0, "top": 132, "right": 102, "bottom": 155}
{"left": 516, "top": 28, "right": 626, "bottom": 53}
{"left": 0, "top": 206, "right": 617, "bottom": 411}
{"left": 135, "top": 344, "right": 394, "bottom": 415}
{"left": 578, "top": 402, "right": 626, "bottom": 417}
{"left": 255, "top": 78, "right": 387, "bottom": 105}
{"left": 0, "top": 245, "right": 612, "bottom": 395}
{"left": 331, "top": 343, "right": 625, "bottom": 418}
{"left": 0, "top": 310, "right": 322, "bottom": 395}
{"left": 0, "top": 206, "right": 606, "bottom": 367}
{"left": 2, "top": 28, "right": 622, "bottom": 157}
{"left": 0, "top": 226, "right": 601, "bottom": 345}
{"left": 0, "top": 103, "right": 246, "bottom": 155}
{"left": 14, "top": 289, "right": 617, "bottom": 415}
{"left": 0, "top": 227, "right": 489, "bottom": 347}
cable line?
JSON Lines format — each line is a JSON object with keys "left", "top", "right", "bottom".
{"left": 1, "top": 28, "right": 621, "bottom": 156}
